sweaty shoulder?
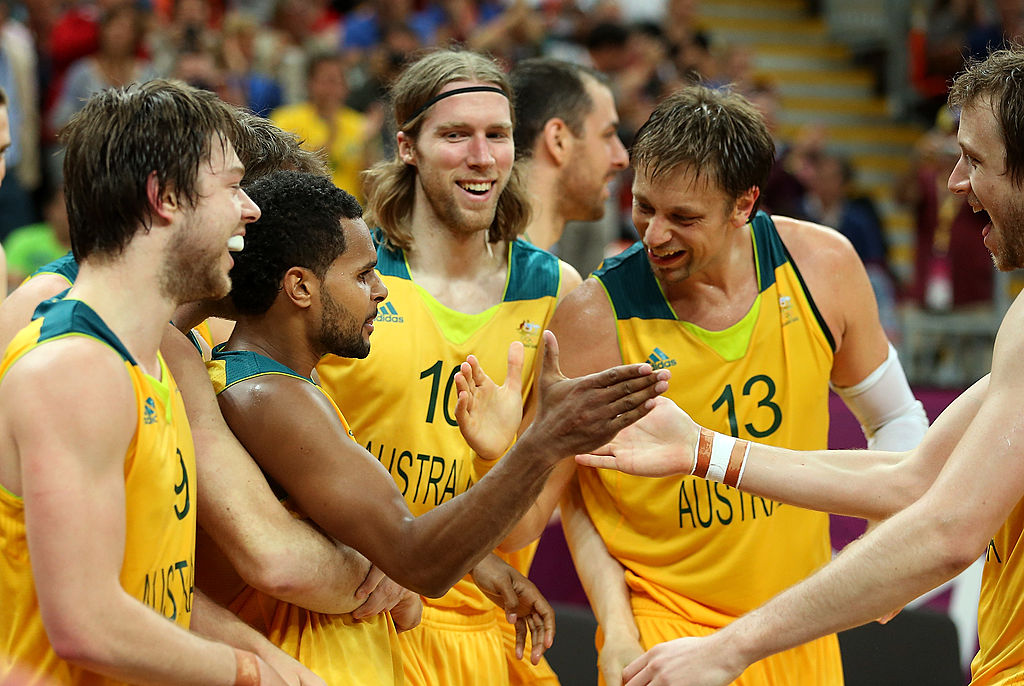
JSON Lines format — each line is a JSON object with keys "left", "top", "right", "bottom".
{"left": 771, "top": 214, "right": 870, "bottom": 342}
{"left": 548, "top": 277, "right": 621, "bottom": 376}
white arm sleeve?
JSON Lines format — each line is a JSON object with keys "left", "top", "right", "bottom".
{"left": 831, "top": 343, "right": 929, "bottom": 451}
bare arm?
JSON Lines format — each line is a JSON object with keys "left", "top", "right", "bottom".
{"left": 619, "top": 295, "right": 1024, "bottom": 686}
{"left": 190, "top": 588, "right": 325, "bottom": 686}
{"left": 4, "top": 340, "right": 285, "bottom": 685}
{"left": 774, "top": 217, "right": 890, "bottom": 387}
{"left": 219, "top": 330, "right": 667, "bottom": 597}
{"left": 491, "top": 261, "right": 586, "bottom": 551}
{"left": 163, "top": 327, "right": 372, "bottom": 614}
{"left": 552, "top": 278, "right": 646, "bottom": 685}
{"left": 578, "top": 373, "right": 988, "bottom": 521}
{"left": 562, "top": 475, "right": 644, "bottom": 686}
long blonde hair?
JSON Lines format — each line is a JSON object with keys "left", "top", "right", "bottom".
{"left": 363, "top": 49, "right": 530, "bottom": 252}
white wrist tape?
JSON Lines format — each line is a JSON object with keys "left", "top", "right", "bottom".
{"left": 692, "top": 427, "right": 751, "bottom": 488}
{"left": 831, "top": 343, "right": 928, "bottom": 451}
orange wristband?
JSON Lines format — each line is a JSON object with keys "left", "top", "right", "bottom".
{"left": 692, "top": 427, "right": 749, "bottom": 488}
{"left": 233, "top": 648, "right": 261, "bottom": 686}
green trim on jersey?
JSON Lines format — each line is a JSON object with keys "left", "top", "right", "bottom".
{"left": 29, "top": 251, "right": 78, "bottom": 286}
{"left": 373, "top": 235, "right": 561, "bottom": 344}
{"left": 593, "top": 242, "right": 674, "bottom": 321}
{"left": 594, "top": 211, "right": 835, "bottom": 354}
{"left": 35, "top": 297, "right": 137, "bottom": 366}
{"left": 210, "top": 344, "right": 314, "bottom": 392}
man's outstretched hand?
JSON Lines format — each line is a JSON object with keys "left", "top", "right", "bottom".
{"left": 575, "top": 396, "right": 697, "bottom": 478}
{"left": 526, "top": 330, "right": 670, "bottom": 462}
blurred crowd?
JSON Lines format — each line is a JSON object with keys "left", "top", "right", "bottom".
{"left": 0, "top": 0, "right": 1020, "bottom": 340}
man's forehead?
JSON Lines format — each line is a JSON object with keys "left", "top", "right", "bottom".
{"left": 421, "top": 82, "right": 511, "bottom": 126}
{"left": 633, "top": 164, "right": 711, "bottom": 195}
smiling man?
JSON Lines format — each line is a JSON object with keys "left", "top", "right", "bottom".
{"left": 313, "top": 48, "right": 610, "bottom": 686}
{"left": 547, "top": 83, "right": 927, "bottom": 686}
{"left": 568, "top": 47, "right": 1024, "bottom": 686}
{"left": 0, "top": 80, "right": 316, "bottom": 685}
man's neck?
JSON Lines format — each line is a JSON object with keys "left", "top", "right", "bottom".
{"left": 70, "top": 257, "right": 176, "bottom": 378}
{"left": 521, "top": 164, "right": 564, "bottom": 251}
{"left": 405, "top": 204, "right": 510, "bottom": 314}
{"left": 661, "top": 224, "right": 760, "bottom": 330}
{"left": 225, "top": 316, "right": 321, "bottom": 379}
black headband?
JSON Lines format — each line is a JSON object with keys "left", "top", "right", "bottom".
{"left": 400, "top": 86, "right": 509, "bottom": 130}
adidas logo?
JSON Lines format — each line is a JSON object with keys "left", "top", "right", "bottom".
{"left": 375, "top": 301, "right": 404, "bottom": 323}
{"left": 143, "top": 397, "right": 158, "bottom": 425}
{"left": 646, "top": 347, "right": 677, "bottom": 370}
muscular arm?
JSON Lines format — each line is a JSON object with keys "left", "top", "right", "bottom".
{"left": 162, "top": 327, "right": 372, "bottom": 614}
{"left": 622, "top": 297, "right": 1024, "bottom": 686}
{"left": 774, "top": 217, "right": 890, "bottom": 387}
{"left": 218, "top": 331, "right": 666, "bottom": 598}
{"left": 3, "top": 340, "right": 275, "bottom": 685}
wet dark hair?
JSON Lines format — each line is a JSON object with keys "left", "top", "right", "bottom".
{"left": 230, "top": 170, "right": 362, "bottom": 315}
{"left": 631, "top": 84, "right": 774, "bottom": 202}
{"left": 62, "top": 79, "right": 240, "bottom": 260}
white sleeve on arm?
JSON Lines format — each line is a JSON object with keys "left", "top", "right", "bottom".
{"left": 831, "top": 342, "right": 929, "bottom": 451}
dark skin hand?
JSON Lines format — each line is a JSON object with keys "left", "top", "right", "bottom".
{"left": 217, "top": 330, "right": 669, "bottom": 599}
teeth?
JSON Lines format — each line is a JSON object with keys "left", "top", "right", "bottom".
{"left": 227, "top": 235, "right": 244, "bottom": 252}
{"left": 460, "top": 182, "right": 491, "bottom": 193}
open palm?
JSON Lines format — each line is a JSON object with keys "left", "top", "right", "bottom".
{"left": 575, "top": 396, "right": 698, "bottom": 478}
{"left": 454, "top": 342, "right": 525, "bottom": 461}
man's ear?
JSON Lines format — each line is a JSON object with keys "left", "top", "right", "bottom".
{"left": 541, "top": 118, "right": 571, "bottom": 166}
{"left": 397, "top": 131, "right": 416, "bottom": 166}
{"left": 282, "top": 266, "right": 318, "bottom": 309}
{"left": 146, "top": 171, "right": 177, "bottom": 224}
{"left": 731, "top": 187, "right": 760, "bottom": 227}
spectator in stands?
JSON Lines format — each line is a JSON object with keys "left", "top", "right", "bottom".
{"left": 50, "top": 3, "right": 158, "bottom": 181}
{"left": 271, "top": 51, "right": 379, "bottom": 197}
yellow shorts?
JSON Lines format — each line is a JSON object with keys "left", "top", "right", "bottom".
{"left": 495, "top": 610, "right": 561, "bottom": 685}
{"left": 630, "top": 596, "right": 844, "bottom": 686}
{"left": 399, "top": 605, "right": 509, "bottom": 686}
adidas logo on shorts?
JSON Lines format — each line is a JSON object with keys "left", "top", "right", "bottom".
{"left": 646, "top": 347, "right": 676, "bottom": 370}
{"left": 375, "top": 301, "right": 404, "bottom": 323}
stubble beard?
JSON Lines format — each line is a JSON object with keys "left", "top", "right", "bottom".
{"left": 420, "top": 175, "right": 499, "bottom": 238}
{"left": 158, "top": 219, "right": 230, "bottom": 305}
{"left": 319, "top": 288, "right": 370, "bottom": 360}
{"left": 990, "top": 198, "right": 1024, "bottom": 271}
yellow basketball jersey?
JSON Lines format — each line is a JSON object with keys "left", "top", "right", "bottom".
{"left": 580, "top": 212, "right": 835, "bottom": 626}
{"left": 316, "top": 238, "right": 560, "bottom": 615}
{"left": 972, "top": 496, "right": 1024, "bottom": 684}
{"left": 207, "top": 345, "right": 403, "bottom": 685}
{"left": 0, "top": 297, "right": 197, "bottom": 685}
